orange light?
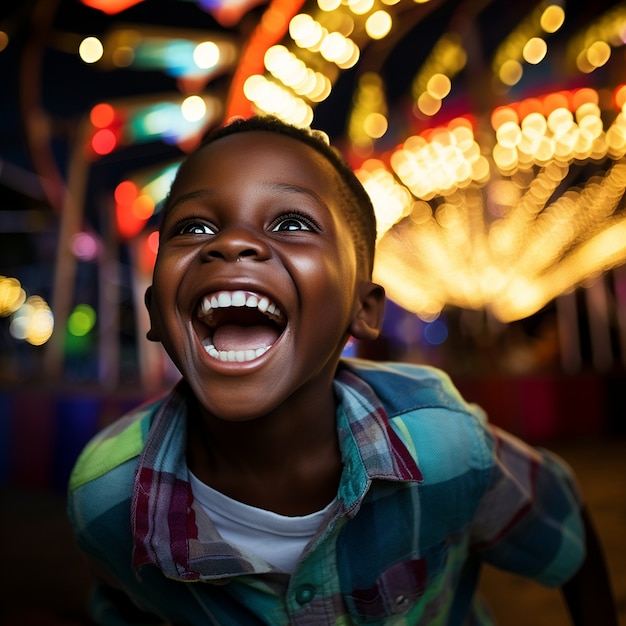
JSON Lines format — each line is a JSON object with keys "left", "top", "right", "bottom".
{"left": 114, "top": 180, "right": 138, "bottom": 205}
{"left": 80, "top": 0, "right": 144, "bottom": 15}
{"left": 572, "top": 88, "right": 598, "bottom": 110}
{"left": 132, "top": 194, "right": 155, "bottom": 220}
{"left": 491, "top": 106, "right": 518, "bottom": 130}
{"left": 90, "top": 103, "right": 115, "bottom": 128}
{"left": 225, "top": 0, "right": 305, "bottom": 118}
{"left": 448, "top": 116, "right": 473, "bottom": 131}
{"left": 615, "top": 84, "right": 626, "bottom": 109}
{"left": 517, "top": 98, "right": 543, "bottom": 120}
{"left": 542, "top": 91, "right": 569, "bottom": 115}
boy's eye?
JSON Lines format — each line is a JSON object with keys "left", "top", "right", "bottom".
{"left": 178, "top": 221, "right": 215, "bottom": 235}
{"left": 271, "top": 213, "right": 318, "bottom": 232}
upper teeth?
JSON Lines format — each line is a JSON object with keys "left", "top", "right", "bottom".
{"left": 198, "top": 290, "right": 283, "bottom": 324}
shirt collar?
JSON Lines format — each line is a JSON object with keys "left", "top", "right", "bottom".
{"left": 333, "top": 364, "right": 423, "bottom": 515}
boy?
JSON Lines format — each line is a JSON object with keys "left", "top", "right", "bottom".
{"left": 67, "top": 116, "right": 617, "bottom": 625}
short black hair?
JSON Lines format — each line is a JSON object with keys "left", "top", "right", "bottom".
{"left": 162, "top": 115, "right": 377, "bottom": 276}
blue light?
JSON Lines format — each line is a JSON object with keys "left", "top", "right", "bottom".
{"left": 424, "top": 320, "right": 448, "bottom": 345}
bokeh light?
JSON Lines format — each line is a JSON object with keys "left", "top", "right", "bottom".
{"left": 9, "top": 296, "right": 54, "bottom": 346}
{"left": 0, "top": 276, "right": 26, "bottom": 317}
{"left": 79, "top": 36, "right": 104, "bottom": 63}
{"left": 68, "top": 304, "right": 97, "bottom": 337}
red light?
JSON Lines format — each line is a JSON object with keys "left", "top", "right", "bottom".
{"left": 138, "top": 230, "right": 159, "bottom": 273}
{"left": 147, "top": 230, "right": 159, "bottom": 254}
{"left": 91, "top": 128, "right": 117, "bottom": 155}
{"left": 116, "top": 203, "right": 146, "bottom": 239}
{"left": 115, "top": 180, "right": 150, "bottom": 239}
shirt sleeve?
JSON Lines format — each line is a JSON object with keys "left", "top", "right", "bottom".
{"left": 470, "top": 425, "right": 586, "bottom": 587}
{"left": 88, "top": 582, "right": 169, "bottom": 626}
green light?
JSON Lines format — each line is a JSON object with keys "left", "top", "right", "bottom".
{"left": 68, "top": 304, "right": 97, "bottom": 337}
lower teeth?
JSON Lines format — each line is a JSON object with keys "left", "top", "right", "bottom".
{"left": 203, "top": 343, "right": 270, "bottom": 362}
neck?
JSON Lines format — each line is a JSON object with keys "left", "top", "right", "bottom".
{"left": 186, "top": 383, "right": 343, "bottom": 515}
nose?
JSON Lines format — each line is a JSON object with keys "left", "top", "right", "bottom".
{"left": 200, "top": 227, "right": 271, "bottom": 263}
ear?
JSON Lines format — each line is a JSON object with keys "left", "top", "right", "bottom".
{"left": 350, "top": 281, "right": 385, "bottom": 341}
{"left": 144, "top": 286, "right": 160, "bottom": 342}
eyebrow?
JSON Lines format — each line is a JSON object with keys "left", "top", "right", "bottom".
{"left": 167, "top": 188, "right": 215, "bottom": 211}
{"left": 266, "top": 181, "right": 328, "bottom": 210}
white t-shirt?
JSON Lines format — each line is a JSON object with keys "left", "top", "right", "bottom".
{"left": 189, "top": 471, "right": 334, "bottom": 574}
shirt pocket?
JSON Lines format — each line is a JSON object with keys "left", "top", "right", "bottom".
{"left": 341, "top": 543, "right": 447, "bottom": 623}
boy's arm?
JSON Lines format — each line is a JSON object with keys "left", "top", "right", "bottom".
{"left": 561, "top": 505, "right": 619, "bottom": 626}
{"left": 86, "top": 559, "right": 169, "bottom": 626}
{"left": 90, "top": 582, "right": 169, "bottom": 626}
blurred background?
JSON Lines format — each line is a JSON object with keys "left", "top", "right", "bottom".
{"left": 0, "top": 0, "right": 625, "bottom": 624}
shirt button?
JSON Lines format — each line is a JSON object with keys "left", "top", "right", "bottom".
{"left": 395, "top": 594, "right": 408, "bottom": 608}
{"left": 295, "top": 584, "right": 316, "bottom": 605}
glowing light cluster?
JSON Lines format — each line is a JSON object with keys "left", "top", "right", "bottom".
{"left": 348, "top": 72, "right": 388, "bottom": 151}
{"left": 411, "top": 34, "right": 466, "bottom": 117}
{"left": 355, "top": 159, "right": 413, "bottom": 239}
{"left": 492, "top": 3, "right": 565, "bottom": 88}
{"left": 367, "top": 91, "right": 626, "bottom": 323}
{"left": 0, "top": 276, "right": 54, "bottom": 346}
{"left": 241, "top": 7, "right": 369, "bottom": 126}
{"left": 232, "top": 1, "right": 400, "bottom": 132}
{"left": 490, "top": 88, "right": 625, "bottom": 174}
{"left": 0, "top": 276, "right": 26, "bottom": 317}
{"left": 289, "top": 13, "right": 360, "bottom": 68}
{"left": 569, "top": 4, "right": 626, "bottom": 73}
{"left": 243, "top": 74, "right": 314, "bottom": 127}
{"left": 264, "top": 45, "right": 332, "bottom": 102}
{"left": 389, "top": 120, "right": 489, "bottom": 200}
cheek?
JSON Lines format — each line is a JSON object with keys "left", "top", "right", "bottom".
{"left": 152, "top": 252, "right": 194, "bottom": 300}
{"left": 290, "top": 252, "right": 357, "bottom": 326}
{"left": 149, "top": 262, "right": 187, "bottom": 331}
{"left": 294, "top": 252, "right": 352, "bottom": 293}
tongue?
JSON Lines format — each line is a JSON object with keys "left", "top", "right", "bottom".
{"left": 212, "top": 324, "right": 281, "bottom": 352}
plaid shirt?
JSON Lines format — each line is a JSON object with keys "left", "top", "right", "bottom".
{"left": 67, "top": 359, "right": 585, "bottom": 625}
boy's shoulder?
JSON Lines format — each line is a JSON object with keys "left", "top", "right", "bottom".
{"left": 68, "top": 394, "right": 165, "bottom": 492}
{"left": 339, "top": 359, "right": 493, "bottom": 480}
{"left": 340, "top": 358, "right": 482, "bottom": 418}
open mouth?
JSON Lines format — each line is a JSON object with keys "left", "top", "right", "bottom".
{"left": 196, "top": 290, "right": 286, "bottom": 363}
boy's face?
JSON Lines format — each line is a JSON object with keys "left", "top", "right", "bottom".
{"left": 146, "top": 131, "right": 383, "bottom": 421}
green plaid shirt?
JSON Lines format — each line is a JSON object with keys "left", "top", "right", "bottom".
{"left": 67, "top": 360, "right": 585, "bottom": 625}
